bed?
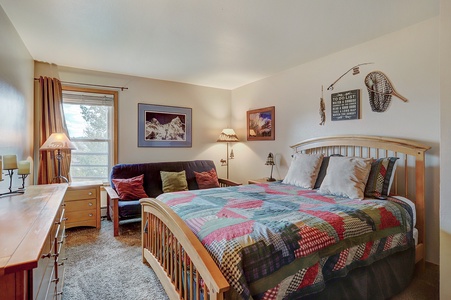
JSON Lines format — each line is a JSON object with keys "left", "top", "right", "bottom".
{"left": 140, "top": 135, "right": 430, "bottom": 300}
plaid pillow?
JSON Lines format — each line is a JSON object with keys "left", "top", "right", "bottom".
{"left": 364, "top": 157, "right": 399, "bottom": 199}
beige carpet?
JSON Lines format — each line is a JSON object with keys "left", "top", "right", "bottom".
{"left": 63, "top": 219, "right": 169, "bottom": 300}
{"left": 63, "top": 219, "right": 439, "bottom": 300}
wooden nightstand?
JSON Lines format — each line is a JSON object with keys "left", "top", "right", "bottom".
{"left": 64, "top": 181, "right": 102, "bottom": 229}
{"left": 248, "top": 178, "right": 277, "bottom": 184}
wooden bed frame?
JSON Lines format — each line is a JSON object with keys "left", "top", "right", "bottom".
{"left": 140, "top": 135, "right": 430, "bottom": 300}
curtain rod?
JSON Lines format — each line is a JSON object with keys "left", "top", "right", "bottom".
{"left": 34, "top": 78, "right": 128, "bottom": 91}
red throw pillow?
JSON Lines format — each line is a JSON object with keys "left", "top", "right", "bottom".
{"left": 112, "top": 174, "right": 149, "bottom": 200}
{"left": 194, "top": 169, "right": 220, "bottom": 189}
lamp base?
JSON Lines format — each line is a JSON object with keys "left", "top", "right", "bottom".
{"left": 52, "top": 176, "right": 69, "bottom": 184}
{"left": 267, "top": 177, "right": 277, "bottom": 182}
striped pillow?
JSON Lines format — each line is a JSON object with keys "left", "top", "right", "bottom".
{"left": 194, "top": 169, "right": 220, "bottom": 189}
{"left": 112, "top": 174, "right": 149, "bottom": 200}
{"left": 364, "top": 157, "right": 399, "bottom": 199}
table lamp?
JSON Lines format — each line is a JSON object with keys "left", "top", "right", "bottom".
{"left": 40, "top": 133, "right": 77, "bottom": 183}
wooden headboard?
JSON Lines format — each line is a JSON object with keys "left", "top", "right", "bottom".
{"left": 290, "top": 135, "right": 430, "bottom": 263}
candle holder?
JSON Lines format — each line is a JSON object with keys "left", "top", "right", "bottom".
{"left": 0, "top": 169, "right": 25, "bottom": 197}
{"left": 19, "top": 174, "right": 29, "bottom": 190}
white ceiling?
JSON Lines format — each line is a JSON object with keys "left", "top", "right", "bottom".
{"left": 0, "top": 1, "right": 439, "bottom": 89}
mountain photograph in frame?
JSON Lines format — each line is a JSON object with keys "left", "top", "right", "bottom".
{"left": 138, "top": 103, "right": 192, "bottom": 147}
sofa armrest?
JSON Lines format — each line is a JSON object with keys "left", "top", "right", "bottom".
{"left": 218, "top": 178, "right": 241, "bottom": 187}
{"left": 105, "top": 186, "right": 119, "bottom": 200}
{"left": 105, "top": 186, "right": 121, "bottom": 236}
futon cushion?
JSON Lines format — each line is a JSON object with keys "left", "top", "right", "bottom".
{"left": 161, "top": 170, "right": 189, "bottom": 193}
{"left": 364, "top": 157, "right": 399, "bottom": 199}
{"left": 112, "top": 174, "right": 149, "bottom": 200}
{"left": 194, "top": 168, "right": 220, "bottom": 189}
{"left": 117, "top": 200, "right": 141, "bottom": 219}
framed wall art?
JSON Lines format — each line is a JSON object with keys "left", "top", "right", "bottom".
{"left": 246, "top": 106, "right": 275, "bottom": 141}
{"left": 138, "top": 103, "right": 192, "bottom": 147}
{"left": 331, "top": 89, "right": 360, "bottom": 121}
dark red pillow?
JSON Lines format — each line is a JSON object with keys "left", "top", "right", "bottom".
{"left": 112, "top": 174, "right": 149, "bottom": 200}
{"left": 194, "top": 169, "right": 220, "bottom": 189}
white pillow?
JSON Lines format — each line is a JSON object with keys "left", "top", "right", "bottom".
{"left": 319, "top": 156, "right": 373, "bottom": 200}
{"left": 282, "top": 153, "right": 324, "bottom": 189}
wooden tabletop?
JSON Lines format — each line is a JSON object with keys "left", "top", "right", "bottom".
{"left": 0, "top": 184, "right": 67, "bottom": 275}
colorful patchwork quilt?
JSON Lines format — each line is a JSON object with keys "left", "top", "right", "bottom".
{"left": 156, "top": 182, "right": 414, "bottom": 299}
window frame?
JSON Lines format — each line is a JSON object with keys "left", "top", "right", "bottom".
{"left": 62, "top": 85, "right": 118, "bottom": 182}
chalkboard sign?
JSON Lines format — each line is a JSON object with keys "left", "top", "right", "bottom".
{"left": 331, "top": 89, "right": 360, "bottom": 121}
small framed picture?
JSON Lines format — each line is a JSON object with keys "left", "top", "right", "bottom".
{"left": 246, "top": 106, "right": 275, "bottom": 141}
{"left": 138, "top": 103, "right": 192, "bottom": 147}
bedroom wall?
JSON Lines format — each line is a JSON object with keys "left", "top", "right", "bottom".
{"left": 34, "top": 64, "right": 232, "bottom": 179}
{"left": 231, "top": 17, "right": 440, "bottom": 264}
{"left": 0, "top": 5, "right": 34, "bottom": 190}
{"left": 440, "top": 0, "right": 451, "bottom": 298}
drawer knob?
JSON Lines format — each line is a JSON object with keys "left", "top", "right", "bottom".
{"left": 88, "top": 202, "right": 93, "bottom": 206}
{"left": 89, "top": 213, "right": 93, "bottom": 217}
{"left": 88, "top": 192, "right": 93, "bottom": 196}
{"left": 41, "top": 252, "right": 51, "bottom": 259}
{"left": 51, "top": 277, "right": 60, "bottom": 283}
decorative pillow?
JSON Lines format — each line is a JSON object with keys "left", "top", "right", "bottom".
{"left": 313, "top": 154, "right": 343, "bottom": 189}
{"left": 282, "top": 153, "right": 324, "bottom": 189}
{"left": 161, "top": 170, "right": 189, "bottom": 193}
{"left": 319, "top": 156, "right": 373, "bottom": 200}
{"left": 112, "top": 174, "right": 149, "bottom": 200}
{"left": 364, "top": 157, "right": 399, "bottom": 199}
{"left": 194, "top": 168, "right": 220, "bottom": 189}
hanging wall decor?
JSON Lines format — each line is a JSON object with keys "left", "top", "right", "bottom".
{"left": 138, "top": 103, "right": 192, "bottom": 147}
{"left": 327, "top": 62, "right": 374, "bottom": 91}
{"left": 247, "top": 106, "right": 275, "bottom": 141}
{"left": 364, "top": 71, "right": 408, "bottom": 112}
{"left": 319, "top": 85, "right": 326, "bottom": 125}
{"left": 331, "top": 89, "right": 360, "bottom": 121}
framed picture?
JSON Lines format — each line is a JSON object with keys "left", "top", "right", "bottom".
{"left": 247, "top": 106, "right": 275, "bottom": 141}
{"left": 138, "top": 103, "right": 192, "bottom": 147}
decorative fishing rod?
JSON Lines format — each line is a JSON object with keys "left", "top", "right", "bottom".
{"left": 327, "top": 62, "right": 374, "bottom": 91}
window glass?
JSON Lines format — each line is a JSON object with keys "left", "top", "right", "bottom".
{"left": 62, "top": 89, "right": 116, "bottom": 182}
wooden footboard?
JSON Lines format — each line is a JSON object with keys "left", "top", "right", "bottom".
{"left": 140, "top": 198, "right": 229, "bottom": 300}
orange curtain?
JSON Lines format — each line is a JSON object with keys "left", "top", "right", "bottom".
{"left": 38, "top": 76, "right": 72, "bottom": 184}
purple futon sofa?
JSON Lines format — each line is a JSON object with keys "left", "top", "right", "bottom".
{"left": 105, "top": 160, "right": 239, "bottom": 236}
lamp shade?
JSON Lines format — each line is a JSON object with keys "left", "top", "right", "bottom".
{"left": 40, "top": 133, "right": 77, "bottom": 151}
{"left": 265, "top": 152, "right": 275, "bottom": 165}
{"left": 217, "top": 128, "right": 239, "bottom": 142}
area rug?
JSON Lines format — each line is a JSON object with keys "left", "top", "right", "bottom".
{"left": 63, "top": 219, "right": 169, "bottom": 300}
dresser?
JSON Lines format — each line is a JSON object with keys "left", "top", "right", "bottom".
{"left": 0, "top": 184, "right": 67, "bottom": 300}
{"left": 64, "top": 182, "right": 101, "bottom": 229}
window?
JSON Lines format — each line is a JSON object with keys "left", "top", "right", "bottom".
{"left": 62, "top": 87, "right": 118, "bottom": 182}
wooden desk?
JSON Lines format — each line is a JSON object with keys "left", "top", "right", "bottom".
{"left": 0, "top": 184, "right": 67, "bottom": 300}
